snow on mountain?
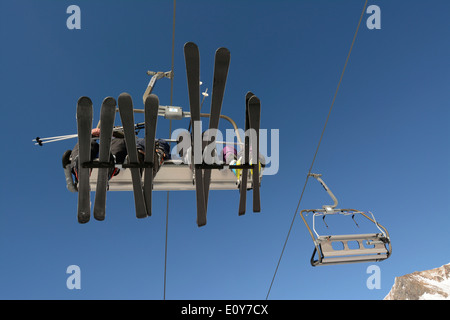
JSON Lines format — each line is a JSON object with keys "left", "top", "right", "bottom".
{"left": 384, "top": 263, "right": 450, "bottom": 300}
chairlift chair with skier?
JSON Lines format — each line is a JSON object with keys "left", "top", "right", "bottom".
{"left": 36, "top": 42, "right": 265, "bottom": 226}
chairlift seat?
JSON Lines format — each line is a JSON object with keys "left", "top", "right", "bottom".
{"left": 86, "top": 159, "right": 253, "bottom": 191}
{"left": 311, "top": 233, "right": 390, "bottom": 266}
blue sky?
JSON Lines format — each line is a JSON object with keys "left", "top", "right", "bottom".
{"left": 1, "top": 0, "right": 449, "bottom": 300}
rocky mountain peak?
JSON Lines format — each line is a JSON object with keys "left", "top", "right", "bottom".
{"left": 384, "top": 263, "right": 450, "bottom": 300}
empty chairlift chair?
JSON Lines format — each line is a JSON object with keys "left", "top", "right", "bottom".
{"left": 300, "top": 174, "right": 392, "bottom": 266}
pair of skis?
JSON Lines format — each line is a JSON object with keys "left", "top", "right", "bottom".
{"left": 76, "top": 93, "right": 159, "bottom": 223}
{"left": 184, "top": 42, "right": 230, "bottom": 227}
{"left": 118, "top": 93, "right": 159, "bottom": 220}
{"left": 238, "top": 92, "right": 261, "bottom": 215}
{"left": 184, "top": 42, "right": 261, "bottom": 227}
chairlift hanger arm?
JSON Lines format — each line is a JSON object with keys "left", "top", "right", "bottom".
{"left": 94, "top": 70, "right": 173, "bottom": 130}
{"left": 308, "top": 173, "right": 338, "bottom": 210}
{"left": 143, "top": 70, "right": 173, "bottom": 105}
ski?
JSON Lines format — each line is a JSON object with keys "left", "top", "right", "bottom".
{"left": 248, "top": 95, "right": 261, "bottom": 213}
{"left": 93, "top": 97, "right": 117, "bottom": 221}
{"left": 184, "top": 41, "right": 207, "bottom": 227}
{"left": 118, "top": 92, "right": 147, "bottom": 219}
{"left": 203, "top": 47, "right": 230, "bottom": 211}
{"left": 143, "top": 94, "right": 159, "bottom": 216}
{"left": 238, "top": 92, "right": 254, "bottom": 215}
{"left": 76, "top": 96, "right": 93, "bottom": 223}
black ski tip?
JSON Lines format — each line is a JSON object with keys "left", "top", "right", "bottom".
{"left": 78, "top": 212, "right": 90, "bottom": 224}
{"left": 77, "top": 96, "right": 92, "bottom": 106}
{"left": 245, "top": 91, "right": 255, "bottom": 101}
{"left": 248, "top": 95, "right": 260, "bottom": 105}
{"left": 93, "top": 201, "right": 106, "bottom": 221}
{"left": 145, "top": 93, "right": 159, "bottom": 105}
{"left": 118, "top": 93, "right": 134, "bottom": 112}
{"left": 197, "top": 218, "right": 207, "bottom": 227}
{"left": 145, "top": 200, "right": 152, "bottom": 217}
{"left": 184, "top": 41, "right": 198, "bottom": 50}
{"left": 102, "top": 96, "right": 117, "bottom": 107}
{"left": 118, "top": 92, "right": 132, "bottom": 102}
{"left": 216, "top": 47, "right": 230, "bottom": 57}
{"left": 93, "top": 212, "right": 105, "bottom": 221}
{"left": 238, "top": 179, "right": 248, "bottom": 216}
